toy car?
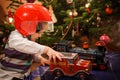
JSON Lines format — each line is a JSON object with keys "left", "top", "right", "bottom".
{"left": 50, "top": 52, "right": 92, "bottom": 80}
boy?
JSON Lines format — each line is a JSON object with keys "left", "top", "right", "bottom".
{"left": 0, "top": 3, "right": 63, "bottom": 80}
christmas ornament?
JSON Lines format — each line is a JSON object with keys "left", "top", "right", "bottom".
{"left": 105, "top": 6, "right": 113, "bottom": 15}
{"left": 73, "top": 9, "right": 78, "bottom": 16}
{"left": 85, "top": 3, "right": 91, "bottom": 13}
{"left": 8, "top": 10, "right": 13, "bottom": 24}
{"left": 100, "top": 34, "right": 110, "bottom": 44}
{"left": 86, "top": 8, "right": 91, "bottom": 13}
{"left": 66, "top": 0, "right": 73, "bottom": 4}
{"left": 96, "top": 23, "right": 100, "bottom": 27}
{"left": 97, "top": 16, "right": 101, "bottom": 23}
{"left": 96, "top": 13, "right": 101, "bottom": 27}
{"left": 69, "top": 11, "right": 73, "bottom": 19}
{"left": 85, "top": 3, "right": 90, "bottom": 8}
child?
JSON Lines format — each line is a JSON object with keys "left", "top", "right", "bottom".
{"left": 0, "top": 3, "right": 63, "bottom": 80}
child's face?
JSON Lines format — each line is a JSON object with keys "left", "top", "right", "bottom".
{"left": 31, "top": 22, "right": 48, "bottom": 41}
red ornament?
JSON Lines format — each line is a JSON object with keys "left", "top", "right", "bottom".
{"left": 86, "top": 7, "right": 91, "bottom": 13}
{"left": 85, "top": 3, "right": 91, "bottom": 13}
{"left": 8, "top": 10, "right": 13, "bottom": 24}
{"left": 8, "top": 10, "right": 13, "bottom": 17}
{"left": 105, "top": 6, "right": 113, "bottom": 15}
{"left": 100, "top": 34, "right": 110, "bottom": 44}
{"left": 69, "top": 11, "right": 73, "bottom": 19}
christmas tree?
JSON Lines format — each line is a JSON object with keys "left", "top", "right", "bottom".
{"left": 38, "top": 0, "right": 120, "bottom": 47}
{"left": 0, "top": 0, "right": 120, "bottom": 48}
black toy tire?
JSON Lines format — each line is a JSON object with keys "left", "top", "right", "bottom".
{"left": 52, "top": 69, "right": 64, "bottom": 80}
{"left": 76, "top": 72, "right": 94, "bottom": 80}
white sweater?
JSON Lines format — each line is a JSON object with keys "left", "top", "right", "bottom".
{"left": 0, "top": 30, "right": 45, "bottom": 80}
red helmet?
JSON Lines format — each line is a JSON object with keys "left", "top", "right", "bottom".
{"left": 14, "top": 3, "right": 52, "bottom": 36}
{"left": 95, "top": 41, "right": 106, "bottom": 46}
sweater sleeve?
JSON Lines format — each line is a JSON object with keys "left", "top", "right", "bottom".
{"left": 8, "top": 30, "right": 45, "bottom": 55}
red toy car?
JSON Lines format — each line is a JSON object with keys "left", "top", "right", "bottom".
{"left": 50, "top": 52, "right": 92, "bottom": 80}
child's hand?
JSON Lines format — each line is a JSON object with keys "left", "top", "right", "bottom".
{"left": 44, "top": 46, "right": 64, "bottom": 64}
{"left": 48, "top": 51, "right": 63, "bottom": 64}
{"left": 39, "top": 56, "right": 50, "bottom": 66}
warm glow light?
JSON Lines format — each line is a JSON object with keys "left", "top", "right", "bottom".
{"left": 8, "top": 17, "right": 13, "bottom": 23}
{"left": 85, "top": 3, "right": 90, "bottom": 8}
{"left": 69, "top": 11, "right": 73, "bottom": 16}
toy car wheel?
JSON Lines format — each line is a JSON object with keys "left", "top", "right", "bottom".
{"left": 99, "top": 64, "right": 106, "bottom": 70}
{"left": 53, "top": 69, "right": 64, "bottom": 79}
{"left": 76, "top": 72, "right": 91, "bottom": 80}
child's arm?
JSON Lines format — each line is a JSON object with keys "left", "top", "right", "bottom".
{"left": 8, "top": 30, "right": 45, "bottom": 54}
{"left": 8, "top": 30, "right": 63, "bottom": 64}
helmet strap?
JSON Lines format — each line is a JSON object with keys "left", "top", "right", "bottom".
{"left": 27, "top": 35, "right": 31, "bottom": 40}
{"left": 36, "top": 22, "right": 42, "bottom": 33}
